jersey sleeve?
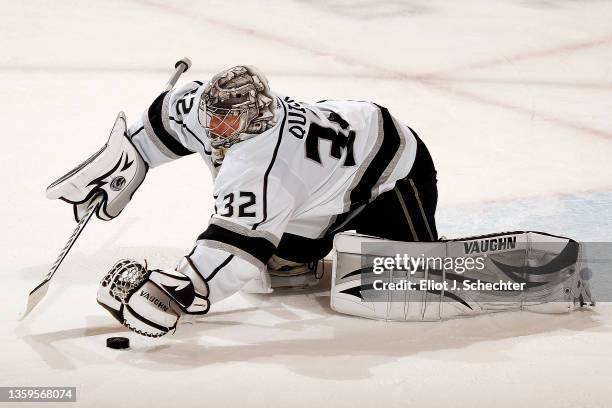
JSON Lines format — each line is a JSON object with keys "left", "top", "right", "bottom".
{"left": 128, "top": 80, "right": 209, "bottom": 168}
{"left": 205, "top": 172, "right": 293, "bottom": 261}
{"left": 185, "top": 165, "right": 296, "bottom": 301}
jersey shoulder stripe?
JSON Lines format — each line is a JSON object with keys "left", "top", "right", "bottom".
{"left": 198, "top": 223, "right": 276, "bottom": 265}
{"left": 324, "top": 103, "right": 403, "bottom": 235}
{"left": 349, "top": 103, "right": 402, "bottom": 206}
{"left": 146, "top": 91, "right": 194, "bottom": 157}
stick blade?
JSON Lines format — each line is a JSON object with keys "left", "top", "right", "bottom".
{"left": 19, "top": 279, "right": 51, "bottom": 321}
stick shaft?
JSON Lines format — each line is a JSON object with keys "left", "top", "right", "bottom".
{"left": 20, "top": 57, "right": 193, "bottom": 321}
{"left": 19, "top": 197, "right": 102, "bottom": 320}
{"left": 46, "top": 197, "right": 101, "bottom": 280}
{"left": 164, "top": 57, "right": 192, "bottom": 92}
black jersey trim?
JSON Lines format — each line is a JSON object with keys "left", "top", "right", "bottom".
{"left": 169, "top": 116, "right": 211, "bottom": 155}
{"left": 148, "top": 92, "right": 194, "bottom": 157}
{"left": 325, "top": 103, "right": 401, "bottom": 234}
{"left": 207, "top": 255, "right": 234, "bottom": 281}
{"left": 184, "top": 254, "right": 209, "bottom": 291}
{"left": 185, "top": 244, "right": 226, "bottom": 295}
{"left": 198, "top": 224, "right": 276, "bottom": 264}
{"left": 406, "top": 127, "right": 436, "bottom": 179}
{"left": 252, "top": 97, "right": 287, "bottom": 230}
{"left": 130, "top": 126, "right": 144, "bottom": 138}
{"left": 349, "top": 104, "right": 401, "bottom": 206}
{"left": 275, "top": 233, "right": 333, "bottom": 263}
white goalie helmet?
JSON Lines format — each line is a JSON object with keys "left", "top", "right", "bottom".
{"left": 198, "top": 65, "right": 277, "bottom": 153}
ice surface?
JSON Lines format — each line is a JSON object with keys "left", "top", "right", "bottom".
{"left": 1, "top": 0, "right": 612, "bottom": 407}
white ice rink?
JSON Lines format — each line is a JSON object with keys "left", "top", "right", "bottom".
{"left": 2, "top": 1, "right": 612, "bottom": 406}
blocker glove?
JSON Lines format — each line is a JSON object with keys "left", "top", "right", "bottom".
{"left": 46, "top": 112, "right": 148, "bottom": 221}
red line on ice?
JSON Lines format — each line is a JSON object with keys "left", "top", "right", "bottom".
{"left": 130, "top": 0, "right": 612, "bottom": 140}
{"left": 422, "top": 35, "right": 612, "bottom": 78}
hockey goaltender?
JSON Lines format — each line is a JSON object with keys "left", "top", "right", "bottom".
{"left": 46, "top": 64, "right": 593, "bottom": 336}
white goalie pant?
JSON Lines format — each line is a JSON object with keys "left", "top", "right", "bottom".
{"left": 331, "top": 231, "right": 594, "bottom": 321}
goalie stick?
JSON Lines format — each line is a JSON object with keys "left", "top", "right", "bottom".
{"left": 19, "top": 196, "right": 102, "bottom": 320}
{"left": 19, "top": 57, "right": 192, "bottom": 320}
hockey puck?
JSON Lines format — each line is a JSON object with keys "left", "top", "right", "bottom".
{"left": 106, "top": 336, "right": 130, "bottom": 349}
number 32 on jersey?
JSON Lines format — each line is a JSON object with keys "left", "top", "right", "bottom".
{"left": 215, "top": 191, "right": 257, "bottom": 217}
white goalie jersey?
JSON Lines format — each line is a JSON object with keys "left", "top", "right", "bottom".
{"left": 128, "top": 81, "right": 419, "bottom": 303}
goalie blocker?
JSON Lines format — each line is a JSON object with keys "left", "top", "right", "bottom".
{"left": 331, "top": 231, "right": 594, "bottom": 321}
{"left": 46, "top": 112, "right": 148, "bottom": 221}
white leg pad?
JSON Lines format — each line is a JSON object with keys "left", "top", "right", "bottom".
{"left": 331, "top": 231, "right": 594, "bottom": 321}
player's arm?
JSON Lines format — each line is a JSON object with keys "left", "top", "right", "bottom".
{"left": 129, "top": 80, "right": 207, "bottom": 167}
{"left": 96, "top": 173, "right": 295, "bottom": 336}
{"left": 47, "top": 81, "right": 210, "bottom": 222}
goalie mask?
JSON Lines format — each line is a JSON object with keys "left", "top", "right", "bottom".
{"left": 46, "top": 112, "right": 148, "bottom": 221}
{"left": 198, "top": 65, "right": 276, "bottom": 156}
